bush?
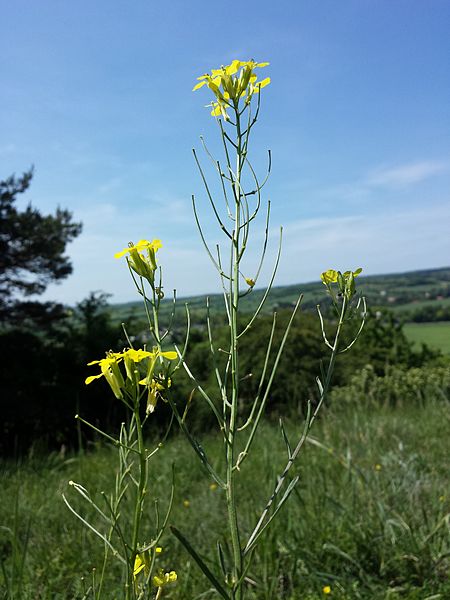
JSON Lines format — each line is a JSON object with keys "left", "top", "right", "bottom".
{"left": 330, "top": 363, "right": 450, "bottom": 408}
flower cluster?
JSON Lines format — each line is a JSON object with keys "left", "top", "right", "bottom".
{"left": 193, "top": 59, "right": 270, "bottom": 119}
{"left": 321, "top": 268, "right": 362, "bottom": 302}
{"left": 86, "top": 347, "right": 176, "bottom": 408}
{"left": 133, "top": 547, "right": 177, "bottom": 591}
{"left": 114, "top": 239, "right": 162, "bottom": 285}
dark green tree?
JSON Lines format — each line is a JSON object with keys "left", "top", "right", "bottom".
{"left": 0, "top": 168, "right": 82, "bottom": 325}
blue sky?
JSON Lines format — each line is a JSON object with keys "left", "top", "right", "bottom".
{"left": 1, "top": 0, "right": 449, "bottom": 304}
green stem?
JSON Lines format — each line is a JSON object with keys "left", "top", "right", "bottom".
{"left": 129, "top": 407, "right": 148, "bottom": 599}
{"left": 226, "top": 105, "right": 244, "bottom": 600}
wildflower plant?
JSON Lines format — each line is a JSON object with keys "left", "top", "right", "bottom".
{"left": 63, "top": 239, "right": 180, "bottom": 599}
{"left": 164, "top": 59, "right": 367, "bottom": 599}
{"left": 65, "top": 58, "right": 366, "bottom": 600}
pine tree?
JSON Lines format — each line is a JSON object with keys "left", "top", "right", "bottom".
{"left": 0, "top": 168, "right": 82, "bottom": 325}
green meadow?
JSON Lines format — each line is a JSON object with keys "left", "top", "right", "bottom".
{"left": 2, "top": 396, "right": 449, "bottom": 599}
{"left": 404, "top": 322, "right": 450, "bottom": 355}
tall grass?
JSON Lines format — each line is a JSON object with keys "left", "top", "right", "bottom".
{"left": 1, "top": 397, "right": 449, "bottom": 599}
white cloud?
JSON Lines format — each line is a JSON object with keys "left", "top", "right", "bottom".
{"left": 366, "top": 160, "right": 449, "bottom": 188}
{"left": 310, "top": 158, "right": 450, "bottom": 208}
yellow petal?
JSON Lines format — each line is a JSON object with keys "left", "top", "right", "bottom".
{"left": 85, "top": 373, "right": 103, "bottom": 385}
{"left": 161, "top": 351, "right": 177, "bottom": 360}
{"left": 257, "top": 77, "right": 270, "bottom": 89}
{"left": 166, "top": 571, "right": 177, "bottom": 583}
{"left": 321, "top": 269, "right": 338, "bottom": 284}
{"left": 133, "top": 555, "right": 145, "bottom": 578}
{"left": 134, "top": 239, "right": 152, "bottom": 250}
{"left": 125, "top": 348, "right": 154, "bottom": 362}
{"left": 114, "top": 246, "right": 131, "bottom": 259}
{"left": 193, "top": 80, "right": 207, "bottom": 91}
{"left": 225, "top": 59, "right": 242, "bottom": 75}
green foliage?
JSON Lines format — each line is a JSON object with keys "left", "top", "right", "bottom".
{"left": 403, "top": 303, "right": 450, "bottom": 323}
{"left": 331, "top": 362, "right": 450, "bottom": 408}
{"left": 171, "top": 308, "right": 439, "bottom": 432}
{"left": 0, "top": 292, "right": 125, "bottom": 456}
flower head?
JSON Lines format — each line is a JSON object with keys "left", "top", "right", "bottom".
{"left": 133, "top": 547, "right": 164, "bottom": 581}
{"left": 115, "top": 239, "right": 162, "bottom": 284}
{"left": 321, "top": 267, "right": 362, "bottom": 301}
{"left": 114, "top": 239, "right": 162, "bottom": 260}
{"left": 85, "top": 346, "right": 176, "bottom": 404}
{"left": 139, "top": 376, "right": 172, "bottom": 415}
{"left": 85, "top": 352, "right": 125, "bottom": 399}
{"left": 133, "top": 553, "right": 147, "bottom": 579}
{"left": 152, "top": 568, "right": 178, "bottom": 588}
{"left": 193, "top": 59, "right": 270, "bottom": 119}
{"left": 323, "top": 585, "right": 332, "bottom": 594}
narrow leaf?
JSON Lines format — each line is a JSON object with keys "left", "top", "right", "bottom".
{"left": 170, "top": 526, "right": 230, "bottom": 599}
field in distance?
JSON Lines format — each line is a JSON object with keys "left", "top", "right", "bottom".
{"left": 404, "top": 321, "right": 450, "bottom": 354}
{"left": 109, "top": 266, "right": 450, "bottom": 327}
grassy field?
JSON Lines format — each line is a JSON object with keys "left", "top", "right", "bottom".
{"left": 1, "top": 399, "right": 449, "bottom": 599}
{"left": 404, "top": 322, "right": 450, "bottom": 354}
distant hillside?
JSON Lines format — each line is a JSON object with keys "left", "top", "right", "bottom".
{"left": 109, "top": 266, "right": 450, "bottom": 325}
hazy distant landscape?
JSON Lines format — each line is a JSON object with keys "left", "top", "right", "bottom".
{"left": 111, "top": 266, "right": 450, "bottom": 354}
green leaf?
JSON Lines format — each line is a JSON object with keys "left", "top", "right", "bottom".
{"left": 170, "top": 526, "right": 230, "bottom": 599}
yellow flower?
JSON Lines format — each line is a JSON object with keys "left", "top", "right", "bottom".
{"left": 193, "top": 59, "right": 270, "bottom": 118}
{"left": 86, "top": 346, "right": 176, "bottom": 401}
{"left": 375, "top": 463, "right": 382, "bottom": 471}
{"left": 133, "top": 547, "right": 163, "bottom": 580}
{"left": 320, "top": 269, "right": 338, "bottom": 285}
{"left": 245, "top": 277, "right": 256, "bottom": 288}
{"left": 152, "top": 568, "right": 178, "bottom": 588}
{"left": 323, "top": 585, "right": 332, "bottom": 594}
{"left": 85, "top": 352, "right": 125, "bottom": 399}
{"left": 114, "top": 239, "right": 162, "bottom": 283}
{"left": 122, "top": 347, "right": 156, "bottom": 385}
{"left": 114, "top": 239, "right": 162, "bottom": 259}
{"left": 123, "top": 348, "right": 154, "bottom": 363}
{"left": 138, "top": 377, "right": 172, "bottom": 415}
{"left": 209, "top": 482, "right": 218, "bottom": 491}
{"left": 321, "top": 268, "right": 362, "bottom": 285}
{"left": 133, "top": 554, "right": 146, "bottom": 578}
{"left": 321, "top": 267, "right": 362, "bottom": 301}
{"left": 183, "top": 499, "right": 190, "bottom": 508}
